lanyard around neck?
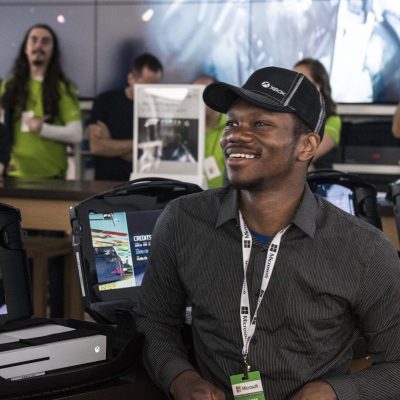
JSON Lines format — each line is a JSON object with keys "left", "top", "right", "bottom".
{"left": 238, "top": 210, "right": 289, "bottom": 374}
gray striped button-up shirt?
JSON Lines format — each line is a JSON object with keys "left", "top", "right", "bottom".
{"left": 136, "top": 185, "right": 400, "bottom": 400}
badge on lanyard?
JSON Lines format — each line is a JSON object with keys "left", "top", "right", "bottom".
{"left": 230, "top": 371, "right": 265, "bottom": 400}
{"left": 232, "top": 211, "right": 290, "bottom": 400}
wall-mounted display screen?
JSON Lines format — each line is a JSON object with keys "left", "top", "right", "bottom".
{"left": 0, "top": 0, "right": 398, "bottom": 103}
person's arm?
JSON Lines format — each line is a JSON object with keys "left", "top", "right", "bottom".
{"left": 392, "top": 104, "right": 400, "bottom": 138}
{"left": 309, "top": 115, "right": 341, "bottom": 170}
{"left": 135, "top": 203, "right": 223, "bottom": 399}
{"left": 320, "top": 234, "right": 400, "bottom": 400}
{"left": 25, "top": 81, "right": 83, "bottom": 144}
{"left": 120, "top": 151, "right": 132, "bottom": 161}
{"left": 0, "top": 113, "right": 13, "bottom": 173}
{"left": 290, "top": 381, "right": 337, "bottom": 400}
{"left": 39, "top": 120, "right": 83, "bottom": 144}
{"left": 312, "top": 134, "right": 336, "bottom": 163}
{"left": 309, "top": 134, "right": 336, "bottom": 171}
{"left": 170, "top": 370, "right": 225, "bottom": 400}
{"left": 87, "top": 121, "right": 132, "bottom": 158}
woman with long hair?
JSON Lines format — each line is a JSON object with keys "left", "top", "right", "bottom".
{"left": 294, "top": 58, "right": 341, "bottom": 170}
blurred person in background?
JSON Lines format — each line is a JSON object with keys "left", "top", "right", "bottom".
{"left": 0, "top": 77, "right": 6, "bottom": 178}
{"left": 0, "top": 24, "right": 82, "bottom": 179}
{"left": 392, "top": 103, "right": 400, "bottom": 138}
{"left": 87, "top": 53, "right": 163, "bottom": 181}
{"left": 193, "top": 76, "right": 226, "bottom": 188}
{"left": 0, "top": 24, "right": 82, "bottom": 317}
{"left": 294, "top": 58, "right": 341, "bottom": 171}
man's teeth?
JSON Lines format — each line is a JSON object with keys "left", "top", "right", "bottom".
{"left": 229, "top": 153, "right": 256, "bottom": 159}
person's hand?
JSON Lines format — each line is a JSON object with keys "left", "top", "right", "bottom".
{"left": 27, "top": 116, "right": 49, "bottom": 133}
{"left": 7, "top": 164, "right": 16, "bottom": 173}
{"left": 121, "top": 151, "right": 133, "bottom": 162}
{"left": 89, "top": 121, "right": 111, "bottom": 139}
{"left": 0, "top": 163, "right": 16, "bottom": 176}
{"left": 170, "top": 370, "right": 225, "bottom": 400}
{"left": 290, "top": 381, "right": 337, "bottom": 400}
{"left": 96, "top": 121, "right": 111, "bottom": 139}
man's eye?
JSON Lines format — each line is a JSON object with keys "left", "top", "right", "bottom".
{"left": 225, "top": 120, "right": 237, "bottom": 128}
{"left": 254, "top": 121, "right": 268, "bottom": 127}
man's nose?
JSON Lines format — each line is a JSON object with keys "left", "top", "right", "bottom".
{"left": 35, "top": 40, "right": 47, "bottom": 49}
{"left": 222, "top": 127, "right": 253, "bottom": 146}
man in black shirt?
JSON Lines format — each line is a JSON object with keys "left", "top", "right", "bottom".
{"left": 88, "top": 53, "right": 163, "bottom": 181}
{"left": 136, "top": 67, "right": 400, "bottom": 400}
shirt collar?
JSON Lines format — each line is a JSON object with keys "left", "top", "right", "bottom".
{"left": 292, "top": 184, "right": 317, "bottom": 238}
{"left": 216, "top": 186, "right": 238, "bottom": 228}
{"left": 215, "top": 184, "right": 318, "bottom": 239}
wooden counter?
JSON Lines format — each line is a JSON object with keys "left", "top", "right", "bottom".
{"left": 0, "top": 178, "right": 121, "bottom": 231}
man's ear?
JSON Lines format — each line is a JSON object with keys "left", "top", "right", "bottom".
{"left": 297, "top": 132, "right": 320, "bottom": 162}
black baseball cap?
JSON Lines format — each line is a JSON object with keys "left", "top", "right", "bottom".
{"left": 203, "top": 66, "right": 326, "bottom": 137}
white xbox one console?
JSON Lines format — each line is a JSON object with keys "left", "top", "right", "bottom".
{"left": 0, "top": 324, "right": 107, "bottom": 380}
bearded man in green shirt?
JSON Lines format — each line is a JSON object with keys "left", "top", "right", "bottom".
{"left": 0, "top": 23, "right": 82, "bottom": 179}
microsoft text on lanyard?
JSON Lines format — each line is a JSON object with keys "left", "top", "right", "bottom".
{"left": 238, "top": 210, "right": 290, "bottom": 378}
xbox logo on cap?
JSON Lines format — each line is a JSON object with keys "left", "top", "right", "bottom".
{"left": 261, "top": 81, "right": 286, "bottom": 95}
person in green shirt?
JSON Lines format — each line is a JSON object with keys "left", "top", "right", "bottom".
{"left": 193, "top": 76, "right": 226, "bottom": 188}
{"left": 294, "top": 58, "right": 342, "bottom": 171}
{"left": 392, "top": 103, "right": 400, "bottom": 138}
{"left": 0, "top": 24, "right": 83, "bottom": 318}
{"left": 0, "top": 23, "right": 82, "bottom": 179}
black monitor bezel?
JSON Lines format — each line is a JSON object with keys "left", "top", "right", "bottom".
{"left": 72, "top": 198, "right": 165, "bottom": 307}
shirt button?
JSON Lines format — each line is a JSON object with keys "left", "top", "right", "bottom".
{"left": 252, "top": 337, "right": 257, "bottom": 344}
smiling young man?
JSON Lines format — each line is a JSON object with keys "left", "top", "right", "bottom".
{"left": 136, "top": 67, "right": 400, "bottom": 400}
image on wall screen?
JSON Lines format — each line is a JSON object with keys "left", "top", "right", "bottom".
{"left": 315, "top": 183, "right": 356, "bottom": 216}
{"left": 88, "top": 209, "right": 162, "bottom": 292}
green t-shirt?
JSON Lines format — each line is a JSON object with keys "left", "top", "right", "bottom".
{"left": 1, "top": 78, "right": 81, "bottom": 179}
{"left": 205, "top": 114, "right": 226, "bottom": 188}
